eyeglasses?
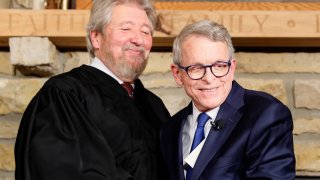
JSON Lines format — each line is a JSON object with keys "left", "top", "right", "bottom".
{"left": 177, "top": 60, "right": 232, "bottom": 80}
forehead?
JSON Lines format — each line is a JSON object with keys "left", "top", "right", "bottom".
{"left": 109, "top": 4, "right": 152, "bottom": 28}
{"left": 181, "top": 35, "right": 229, "bottom": 62}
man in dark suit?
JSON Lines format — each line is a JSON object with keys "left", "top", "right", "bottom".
{"left": 15, "top": 0, "right": 170, "bottom": 179}
{"left": 160, "top": 20, "right": 295, "bottom": 180}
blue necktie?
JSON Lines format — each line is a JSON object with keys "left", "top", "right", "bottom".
{"left": 186, "top": 112, "right": 210, "bottom": 180}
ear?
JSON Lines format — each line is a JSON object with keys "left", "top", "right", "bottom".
{"left": 90, "top": 30, "right": 102, "bottom": 49}
{"left": 230, "top": 58, "right": 237, "bottom": 72}
{"left": 171, "top": 64, "right": 183, "bottom": 86}
{"left": 229, "top": 58, "right": 237, "bottom": 80}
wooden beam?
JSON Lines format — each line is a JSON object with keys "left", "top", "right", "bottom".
{"left": 77, "top": 2, "right": 320, "bottom": 10}
{"left": 0, "top": 10, "right": 89, "bottom": 37}
{"left": 155, "top": 10, "right": 320, "bottom": 37}
{"left": 154, "top": 2, "right": 320, "bottom": 11}
{"left": 0, "top": 2, "right": 320, "bottom": 49}
{"left": 76, "top": 0, "right": 92, "bottom": 9}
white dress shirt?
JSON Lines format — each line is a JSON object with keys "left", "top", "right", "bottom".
{"left": 90, "top": 57, "right": 134, "bottom": 87}
{"left": 182, "top": 104, "right": 220, "bottom": 172}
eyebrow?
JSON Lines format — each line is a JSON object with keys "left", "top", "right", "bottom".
{"left": 115, "top": 20, "right": 153, "bottom": 30}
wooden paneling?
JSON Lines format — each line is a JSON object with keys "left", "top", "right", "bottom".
{"left": 75, "top": 2, "right": 320, "bottom": 10}
{"left": 154, "top": 2, "right": 320, "bottom": 10}
{"left": 76, "top": 0, "right": 92, "bottom": 9}
{"left": 1, "top": 2, "right": 320, "bottom": 49}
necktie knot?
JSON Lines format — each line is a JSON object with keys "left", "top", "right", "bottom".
{"left": 197, "top": 112, "right": 210, "bottom": 128}
{"left": 121, "top": 82, "right": 134, "bottom": 98}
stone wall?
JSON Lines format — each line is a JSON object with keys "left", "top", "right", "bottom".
{"left": 0, "top": 0, "right": 319, "bottom": 178}
{"left": 1, "top": 36, "right": 320, "bottom": 179}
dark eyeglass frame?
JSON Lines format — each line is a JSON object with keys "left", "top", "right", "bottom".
{"left": 177, "top": 59, "right": 232, "bottom": 80}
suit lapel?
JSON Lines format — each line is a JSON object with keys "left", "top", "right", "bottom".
{"left": 191, "top": 81, "right": 245, "bottom": 180}
{"left": 172, "top": 103, "right": 193, "bottom": 180}
{"left": 177, "top": 117, "right": 186, "bottom": 180}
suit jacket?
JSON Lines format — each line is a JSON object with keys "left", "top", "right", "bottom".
{"left": 15, "top": 65, "right": 170, "bottom": 180}
{"left": 160, "top": 81, "right": 295, "bottom": 180}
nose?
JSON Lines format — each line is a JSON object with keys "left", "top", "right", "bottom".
{"left": 201, "top": 67, "right": 216, "bottom": 82}
{"left": 130, "top": 30, "right": 144, "bottom": 46}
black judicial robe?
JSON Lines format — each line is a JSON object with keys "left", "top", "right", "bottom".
{"left": 15, "top": 65, "right": 170, "bottom": 180}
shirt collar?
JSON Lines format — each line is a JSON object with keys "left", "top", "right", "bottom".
{"left": 90, "top": 57, "right": 124, "bottom": 84}
{"left": 192, "top": 103, "right": 220, "bottom": 122}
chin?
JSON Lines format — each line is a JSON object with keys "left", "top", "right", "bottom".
{"left": 197, "top": 102, "right": 219, "bottom": 111}
{"left": 206, "top": 98, "right": 223, "bottom": 107}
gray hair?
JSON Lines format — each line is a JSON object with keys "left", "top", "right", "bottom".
{"left": 86, "top": 0, "right": 157, "bottom": 58}
{"left": 172, "top": 20, "right": 235, "bottom": 65}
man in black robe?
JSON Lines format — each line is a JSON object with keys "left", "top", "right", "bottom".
{"left": 14, "top": 0, "right": 170, "bottom": 179}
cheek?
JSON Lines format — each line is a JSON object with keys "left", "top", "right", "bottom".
{"left": 220, "top": 78, "right": 233, "bottom": 99}
{"left": 108, "top": 38, "right": 125, "bottom": 55}
{"left": 108, "top": 31, "right": 127, "bottom": 46}
{"left": 111, "top": 38, "right": 125, "bottom": 48}
{"left": 144, "top": 36, "right": 153, "bottom": 51}
{"left": 183, "top": 80, "right": 197, "bottom": 96}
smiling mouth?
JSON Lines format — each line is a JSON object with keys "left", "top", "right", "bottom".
{"left": 127, "top": 49, "right": 144, "bottom": 56}
{"left": 128, "top": 49, "right": 141, "bottom": 53}
{"left": 199, "top": 87, "right": 218, "bottom": 92}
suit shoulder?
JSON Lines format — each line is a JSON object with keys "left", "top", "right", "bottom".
{"left": 244, "top": 89, "right": 286, "bottom": 107}
{"left": 243, "top": 89, "right": 292, "bottom": 122}
{"left": 243, "top": 89, "right": 292, "bottom": 124}
{"left": 143, "top": 89, "right": 164, "bottom": 103}
{"left": 171, "top": 108, "right": 189, "bottom": 121}
{"left": 143, "top": 89, "right": 170, "bottom": 112}
{"left": 165, "top": 105, "right": 190, "bottom": 127}
{"left": 42, "top": 65, "right": 99, "bottom": 93}
{"left": 135, "top": 79, "right": 168, "bottom": 108}
{"left": 45, "top": 66, "right": 84, "bottom": 84}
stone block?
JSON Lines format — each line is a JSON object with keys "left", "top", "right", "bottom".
{"left": 236, "top": 78, "right": 288, "bottom": 105}
{"left": 64, "top": 52, "right": 91, "bottom": 72}
{"left": 9, "top": 36, "right": 56, "bottom": 65}
{"left": 15, "top": 0, "right": 32, "bottom": 8}
{"left": 0, "top": 114, "right": 21, "bottom": 139}
{"left": 9, "top": 37, "right": 63, "bottom": 76}
{"left": 0, "top": 78, "right": 46, "bottom": 115}
{"left": 0, "top": 52, "right": 13, "bottom": 75}
{"left": 0, "top": 172, "right": 14, "bottom": 180}
{"left": 236, "top": 52, "right": 320, "bottom": 73}
{"left": 144, "top": 53, "right": 172, "bottom": 74}
{"left": 295, "top": 138, "right": 320, "bottom": 175}
{"left": 140, "top": 73, "right": 177, "bottom": 89}
{"left": 150, "top": 87, "right": 190, "bottom": 115}
{"left": 294, "top": 118, "right": 320, "bottom": 135}
{"left": 294, "top": 79, "right": 320, "bottom": 110}
{"left": 0, "top": 143, "right": 15, "bottom": 171}
{"left": 0, "top": 0, "right": 12, "bottom": 8}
